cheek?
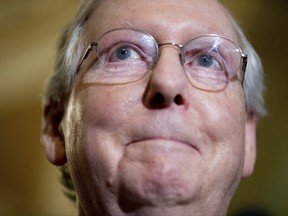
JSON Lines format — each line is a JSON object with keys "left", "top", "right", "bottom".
{"left": 189, "top": 86, "right": 246, "bottom": 200}
{"left": 80, "top": 86, "right": 141, "bottom": 130}
{"left": 199, "top": 87, "right": 246, "bottom": 179}
{"left": 71, "top": 85, "right": 143, "bottom": 186}
{"left": 199, "top": 86, "right": 246, "bottom": 145}
{"left": 63, "top": 87, "right": 142, "bottom": 209}
{"left": 76, "top": 87, "right": 129, "bottom": 167}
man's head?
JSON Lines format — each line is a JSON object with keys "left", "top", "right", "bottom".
{"left": 41, "top": 0, "right": 265, "bottom": 215}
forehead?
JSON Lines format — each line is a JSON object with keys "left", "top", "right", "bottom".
{"left": 86, "top": 0, "right": 237, "bottom": 42}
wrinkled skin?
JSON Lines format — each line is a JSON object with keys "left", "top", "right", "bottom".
{"left": 42, "top": 0, "right": 257, "bottom": 215}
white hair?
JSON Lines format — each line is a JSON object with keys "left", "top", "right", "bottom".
{"left": 232, "top": 19, "right": 266, "bottom": 116}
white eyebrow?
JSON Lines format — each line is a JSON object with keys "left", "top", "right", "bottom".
{"left": 121, "top": 21, "right": 140, "bottom": 29}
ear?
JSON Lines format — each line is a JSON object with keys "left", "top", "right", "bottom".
{"left": 41, "top": 102, "right": 67, "bottom": 166}
{"left": 242, "top": 113, "right": 257, "bottom": 177}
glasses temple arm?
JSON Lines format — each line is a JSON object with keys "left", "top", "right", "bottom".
{"left": 241, "top": 54, "right": 247, "bottom": 85}
{"left": 77, "top": 42, "right": 98, "bottom": 73}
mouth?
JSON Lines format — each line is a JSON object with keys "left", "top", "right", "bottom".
{"left": 128, "top": 137, "right": 200, "bottom": 153}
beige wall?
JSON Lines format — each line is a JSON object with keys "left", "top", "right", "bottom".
{"left": 0, "top": 0, "right": 287, "bottom": 215}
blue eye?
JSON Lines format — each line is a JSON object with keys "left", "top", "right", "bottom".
{"left": 116, "top": 46, "right": 132, "bottom": 60}
{"left": 197, "top": 55, "right": 214, "bottom": 67}
{"left": 196, "top": 54, "right": 222, "bottom": 71}
{"left": 106, "top": 44, "right": 143, "bottom": 62}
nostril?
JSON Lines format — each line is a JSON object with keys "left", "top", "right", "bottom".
{"left": 174, "top": 94, "right": 184, "bottom": 105}
{"left": 144, "top": 91, "right": 185, "bottom": 109}
{"left": 152, "top": 92, "right": 165, "bottom": 105}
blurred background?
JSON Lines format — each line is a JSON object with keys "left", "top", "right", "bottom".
{"left": 0, "top": 0, "right": 287, "bottom": 215}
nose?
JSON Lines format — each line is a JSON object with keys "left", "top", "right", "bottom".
{"left": 143, "top": 46, "right": 188, "bottom": 109}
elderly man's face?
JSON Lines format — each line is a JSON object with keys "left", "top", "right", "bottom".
{"left": 44, "top": 0, "right": 257, "bottom": 215}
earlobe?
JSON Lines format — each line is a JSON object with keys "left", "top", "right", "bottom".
{"left": 41, "top": 103, "right": 67, "bottom": 166}
{"left": 242, "top": 113, "right": 257, "bottom": 177}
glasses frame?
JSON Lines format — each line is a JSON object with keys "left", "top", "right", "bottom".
{"left": 77, "top": 28, "right": 247, "bottom": 87}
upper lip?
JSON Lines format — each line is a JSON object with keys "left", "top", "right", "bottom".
{"left": 126, "top": 111, "right": 201, "bottom": 154}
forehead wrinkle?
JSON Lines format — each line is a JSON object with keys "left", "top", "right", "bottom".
{"left": 86, "top": 0, "right": 237, "bottom": 44}
{"left": 116, "top": 21, "right": 222, "bottom": 45}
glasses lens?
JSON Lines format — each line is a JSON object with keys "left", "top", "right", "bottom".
{"left": 85, "top": 29, "right": 158, "bottom": 84}
{"left": 80, "top": 30, "right": 244, "bottom": 91}
{"left": 182, "top": 35, "right": 243, "bottom": 91}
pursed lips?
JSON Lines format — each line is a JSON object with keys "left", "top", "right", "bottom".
{"left": 128, "top": 136, "right": 200, "bottom": 153}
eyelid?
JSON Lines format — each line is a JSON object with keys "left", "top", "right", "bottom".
{"left": 193, "top": 54, "right": 223, "bottom": 69}
{"left": 108, "top": 42, "right": 152, "bottom": 60}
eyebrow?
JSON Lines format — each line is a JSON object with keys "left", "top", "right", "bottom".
{"left": 117, "top": 21, "right": 233, "bottom": 44}
{"left": 121, "top": 21, "right": 140, "bottom": 29}
{"left": 121, "top": 21, "right": 221, "bottom": 34}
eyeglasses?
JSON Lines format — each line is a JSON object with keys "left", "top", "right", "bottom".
{"left": 77, "top": 28, "right": 247, "bottom": 91}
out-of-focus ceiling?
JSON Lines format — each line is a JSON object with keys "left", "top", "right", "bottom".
{"left": 0, "top": 0, "right": 287, "bottom": 215}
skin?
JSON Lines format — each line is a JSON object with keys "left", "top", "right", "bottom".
{"left": 41, "top": 0, "right": 257, "bottom": 215}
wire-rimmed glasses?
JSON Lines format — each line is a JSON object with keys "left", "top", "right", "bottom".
{"left": 77, "top": 28, "right": 247, "bottom": 91}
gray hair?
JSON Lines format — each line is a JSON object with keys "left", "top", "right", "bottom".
{"left": 42, "top": 0, "right": 266, "bottom": 202}
{"left": 234, "top": 21, "right": 266, "bottom": 116}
